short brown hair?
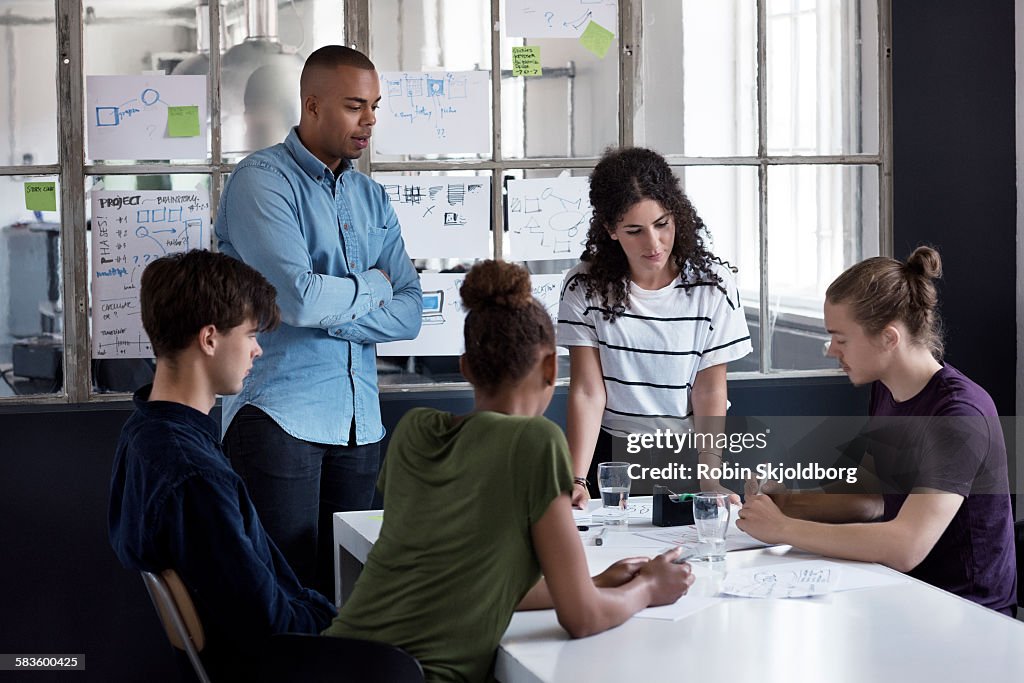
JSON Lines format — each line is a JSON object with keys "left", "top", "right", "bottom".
{"left": 140, "top": 250, "right": 280, "bottom": 359}
{"left": 826, "top": 246, "right": 944, "bottom": 360}
{"left": 460, "top": 260, "right": 554, "bottom": 392}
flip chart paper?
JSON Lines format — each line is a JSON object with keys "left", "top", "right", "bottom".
{"left": 87, "top": 75, "right": 207, "bottom": 160}
{"left": 25, "top": 182, "right": 57, "bottom": 211}
{"left": 90, "top": 189, "right": 211, "bottom": 358}
{"left": 507, "top": 176, "right": 591, "bottom": 261}
{"left": 377, "top": 272, "right": 563, "bottom": 357}
{"left": 375, "top": 175, "right": 491, "bottom": 259}
{"left": 505, "top": 0, "right": 618, "bottom": 39}
{"left": 375, "top": 71, "right": 490, "bottom": 155}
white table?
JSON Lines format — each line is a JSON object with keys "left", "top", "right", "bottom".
{"left": 335, "top": 504, "right": 1024, "bottom": 682}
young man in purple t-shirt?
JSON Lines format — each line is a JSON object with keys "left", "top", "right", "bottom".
{"left": 736, "top": 248, "right": 1016, "bottom": 615}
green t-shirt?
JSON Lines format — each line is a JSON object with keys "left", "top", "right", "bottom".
{"left": 323, "top": 408, "right": 573, "bottom": 682}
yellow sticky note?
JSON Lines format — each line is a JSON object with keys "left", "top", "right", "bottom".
{"left": 167, "top": 105, "right": 201, "bottom": 137}
{"left": 24, "top": 182, "right": 57, "bottom": 212}
{"left": 512, "top": 45, "right": 542, "bottom": 77}
{"left": 579, "top": 20, "right": 615, "bottom": 59}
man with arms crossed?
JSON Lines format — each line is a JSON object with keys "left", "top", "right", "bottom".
{"left": 216, "top": 45, "right": 422, "bottom": 598}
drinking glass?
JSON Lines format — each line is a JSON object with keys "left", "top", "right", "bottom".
{"left": 693, "top": 492, "right": 730, "bottom": 561}
{"left": 597, "top": 462, "right": 631, "bottom": 526}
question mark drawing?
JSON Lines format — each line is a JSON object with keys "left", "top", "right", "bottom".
{"left": 145, "top": 124, "right": 156, "bottom": 138}
{"left": 544, "top": 11, "right": 554, "bottom": 26}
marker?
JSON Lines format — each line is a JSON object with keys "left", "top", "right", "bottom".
{"left": 595, "top": 527, "right": 609, "bottom": 546}
{"left": 668, "top": 493, "right": 697, "bottom": 503}
{"left": 576, "top": 525, "right": 589, "bottom": 531}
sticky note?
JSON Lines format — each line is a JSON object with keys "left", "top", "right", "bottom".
{"left": 24, "top": 182, "right": 57, "bottom": 212}
{"left": 579, "top": 20, "right": 615, "bottom": 59}
{"left": 167, "top": 105, "right": 200, "bottom": 137}
{"left": 512, "top": 45, "right": 542, "bottom": 77}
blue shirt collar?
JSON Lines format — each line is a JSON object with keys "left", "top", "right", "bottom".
{"left": 284, "top": 127, "right": 353, "bottom": 182}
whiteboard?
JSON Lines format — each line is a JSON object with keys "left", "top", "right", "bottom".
{"left": 507, "top": 176, "right": 592, "bottom": 261}
{"left": 87, "top": 75, "right": 207, "bottom": 161}
{"left": 377, "top": 272, "right": 564, "bottom": 357}
{"left": 90, "top": 189, "right": 212, "bottom": 359}
{"left": 505, "top": 0, "right": 618, "bottom": 38}
{"left": 376, "top": 175, "right": 491, "bottom": 259}
{"left": 374, "top": 71, "right": 490, "bottom": 155}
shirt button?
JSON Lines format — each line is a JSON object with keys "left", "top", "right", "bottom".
{"left": 378, "top": 300, "right": 385, "bottom": 307}
{"left": 344, "top": 223, "right": 350, "bottom": 230}
{"left": 349, "top": 261, "right": 356, "bottom": 269}
{"left": 351, "top": 314, "right": 356, "bottom": 320}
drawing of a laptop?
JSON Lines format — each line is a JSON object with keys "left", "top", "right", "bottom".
{"left": 421, "top": 290, "right": 446, "bottom": 325}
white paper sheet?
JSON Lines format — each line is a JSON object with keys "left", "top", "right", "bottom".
{"left": 507, "top": 176, "right": 591, "bottom": 260}
{"left": 375, "top": 71, "right": 490, "bottom": 155}
{"left": 505, "top": 0, "right": 618, "bottom": 38}
{"left": 87, "top": 75, "right": 207, "bottom": 160}
{"left": 377, "top": 272, "right": 562, "bottom": 357}
{"left": 90, "top": 189, "right": 212, "bottom": 359}
{"left": 719, "top": 560, "right": 907, "bottom": 599}
{"left": 376, "top": 175, "right": 491, "bottom": 259}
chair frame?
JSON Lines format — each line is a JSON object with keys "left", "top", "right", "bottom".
{"left": 140, "top": 569, "right": 211, "bottom": 683}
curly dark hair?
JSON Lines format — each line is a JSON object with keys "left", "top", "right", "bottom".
{"left": 460, "top": 260, "right": 554, "bottom": 393}
{"left": 571, "top": 147, "right": 732, "bottom": 321}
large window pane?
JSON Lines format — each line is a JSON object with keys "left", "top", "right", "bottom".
{"left": 679, "top": 165, "right": 760, "bottom": 372}
{"left": 767, "top": 164, "right": 879, "bottom": 371}
{"left": 0, "top": 2, "right": 58, "bottom": 166}
{"left": 766, "top": 0, "right": 879, "bottom": 155}
{"left": 643, "top": 0, "right": 757, "bottom": 157}
{"left": 0, "top": 174, "right": 63, "bottom": 397}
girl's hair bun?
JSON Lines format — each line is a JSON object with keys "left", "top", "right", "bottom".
{"left": 459, "top": 259, "right": 533, "bottom": 311}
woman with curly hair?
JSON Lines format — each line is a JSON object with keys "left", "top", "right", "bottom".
{"left": 558, "top": 147, "right": 752, "bottom": 507}
{"left": 325, "top": 259, "right": 695, "bottom": 682}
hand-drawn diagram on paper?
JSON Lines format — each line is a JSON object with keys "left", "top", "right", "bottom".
{"left": 720, "top": 562, "right": 841, "bottom": 599}
{"left": 507, "top": 176, "right": 591, "bottom": 260}
{"left": 377, "top": 272, "right": 563, "bottom": 357}
{"left": 375, "top": 71, "right": 490, "bottom": 155}
{"left": 90, "top": 189, "right": 211, "bottom": 358}
{"left": 87, "top": 75, "right": 207, "bottom": 160}
{"left": 376, "top": 176, "right": 491, "bottom": 259}
{"left": 505, "top": 0, "right": 618, "bottom": 38}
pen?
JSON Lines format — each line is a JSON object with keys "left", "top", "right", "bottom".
{"left": 595, "top": 527, "right": 609, "bottom": 546}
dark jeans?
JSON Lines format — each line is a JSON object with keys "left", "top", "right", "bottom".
{"left": 224, "top": 405, "right": 382, "bottom": 599}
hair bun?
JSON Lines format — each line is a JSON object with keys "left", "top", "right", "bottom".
{"left": 905, "top": 246, "right": 942, "bottom": 280}
{"left": 459, "top": 260, "right": 533, "bottom": 312}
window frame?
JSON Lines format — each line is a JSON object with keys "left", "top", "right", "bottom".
{"left": 0, "top": 0, "right": 891, "bottom": 405}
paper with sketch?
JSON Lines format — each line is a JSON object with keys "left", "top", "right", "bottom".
{"left": 375, "top": 71, "right": 490, "bottom": 155}
{"left": 505, "top": 0, "right": 618, "bottom": 38}
{"left": 635, "top": 596, "right": 719, "bottom": 621}
{"left": 87, "top": 75, "right": 207, "bottom": 160}
{"left": 376, "top": 176, "right": 490, "bottom": 259}
{"left": 721, "top": 562, "right": 840, "bottom": 598}
{"left": 90, "top": 189, "right": 212, "bottom": 358}
{"left": 507, "top": 176, "right": 591, "bottom": 260}
{"left": 377, "top": 272, "right": 561, "bottom": 357}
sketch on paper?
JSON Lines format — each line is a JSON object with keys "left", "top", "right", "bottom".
{"left": 375, "top": 71, "right": 490, "bottom": 155}
{"left": 91, "top": 189, "right": 211, "bottom": 359}
{"left": 507, "top": 176, "right": 591, "bottom": 261}
{"left": 505, "top": 0, "right": 618, "bottom": 39}
{"left": 720, "top": 563, "right": 841, "bottom": 599}
{"left": 377, "top": 272, "right": 564, "bottom": 357}
{"left": 376, "top": 176, "right": 491, "bottom": 259}
{"left": 87, "top": 75, "right": 207, "bottom": 160}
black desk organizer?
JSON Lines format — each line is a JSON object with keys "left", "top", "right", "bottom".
{"left": 652, "top": 485, "right": 694, "bottom": 527}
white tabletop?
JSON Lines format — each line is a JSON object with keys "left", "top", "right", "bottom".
{"left": 334, "top": 502, "right": 1024, "bottom": 682}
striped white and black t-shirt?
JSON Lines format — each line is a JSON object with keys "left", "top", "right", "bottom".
{"left": 557, "top": 261, "right": 752, "bottom": 437}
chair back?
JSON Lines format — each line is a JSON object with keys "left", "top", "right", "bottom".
{"left": 265, "top": 633, "right": 425, "bottom": 682}
{"left": 140, "top": 569, "right": 211, "bottom": 683}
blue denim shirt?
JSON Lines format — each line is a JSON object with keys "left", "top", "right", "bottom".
{"left": 217, "top": 128, "right": 422, "bottom": 444}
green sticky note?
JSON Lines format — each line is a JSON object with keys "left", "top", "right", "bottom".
{"left": 368, "top": 514, "right": 384, "bottom": 521}
{"left": 512, "top": 45, "right": 542, "bottom": 77}
{"left": 167, "top": 105, "right": 201, "bottom": 137}
{"left": 24, "top": 182, "right": 57, "bottom": 212}
{"left": 579, "top": 20, "right": 615, "bottom": 59}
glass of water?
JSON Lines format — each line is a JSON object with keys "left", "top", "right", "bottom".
{"left": 597, "top": 462, "right": 631, "bottom": 526}
{"left": 692, "top": 492, "right": 730, "bottom": 561}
